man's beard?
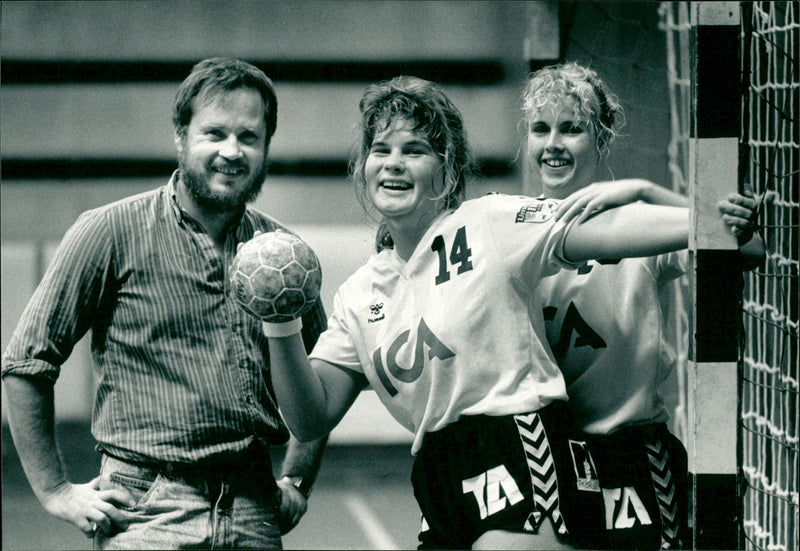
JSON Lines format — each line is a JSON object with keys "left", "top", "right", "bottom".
{"left": 178, "top": 152, "right": 268, "bottom": 213}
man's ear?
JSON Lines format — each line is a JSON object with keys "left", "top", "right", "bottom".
{"left": 174, "top": 132, "right": 184, "bottom": 154}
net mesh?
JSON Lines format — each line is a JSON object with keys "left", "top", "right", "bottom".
{"left": 661, "top": 2, "right": 799, "bottom": 549}
{"left": 740, "top": 3, "right": 799, "bottom": 549}
{"left": 659, "top": 0, "right": 693, "bottom": 449}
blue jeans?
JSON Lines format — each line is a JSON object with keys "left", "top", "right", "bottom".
{"left": 94, "top": 453, "right": 283, "bottom": 549}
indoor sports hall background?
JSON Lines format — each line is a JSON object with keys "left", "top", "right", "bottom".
{"left": 2, "top": 2, "right": 797, "bottom": 549}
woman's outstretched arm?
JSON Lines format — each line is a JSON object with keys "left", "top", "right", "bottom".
{"left": 563, "top": 203, "right": 688, "bottom": 262}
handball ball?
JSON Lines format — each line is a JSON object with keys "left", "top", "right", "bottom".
{"left": 230, "top": 231, "right": 322, "bottom": 322}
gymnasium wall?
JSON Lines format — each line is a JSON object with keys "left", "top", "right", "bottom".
{"left": 1, "top": 1, "right": 671, "bottom": 443}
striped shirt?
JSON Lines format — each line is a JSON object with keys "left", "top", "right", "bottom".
{"left": 2, "top": 173, "right": 327, "bottom": 465}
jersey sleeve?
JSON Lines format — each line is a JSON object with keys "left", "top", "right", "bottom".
{"left": 482, "top": 195, "right": 583, "bottom": 284}
{"left": 308, "top": 284, "right": 365, "bottom": 378}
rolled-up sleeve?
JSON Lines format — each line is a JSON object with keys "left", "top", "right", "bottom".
{"left": 2, "top": 208, "right": 113, "bottom": 383}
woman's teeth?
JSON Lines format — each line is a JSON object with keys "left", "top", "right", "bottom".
{"left": 382, "top": 181, "right": 412, "bottom": 190}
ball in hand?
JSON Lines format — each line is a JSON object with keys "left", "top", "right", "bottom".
{"left": 230, "top": 231, "right": 322, "bottom": 322}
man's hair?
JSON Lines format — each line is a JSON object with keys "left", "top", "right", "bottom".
{"left": 173, "top": 57, "right": 278, "bottom": 149}
{"left": 352, "top": 75, "right": 474, "bottom": 230}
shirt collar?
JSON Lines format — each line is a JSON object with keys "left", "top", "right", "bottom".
{"left": 167, "top": 171, "right": 189, "bottom": 224}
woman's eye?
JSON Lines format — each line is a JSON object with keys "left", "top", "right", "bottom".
{"left": 531, "top": 123, "right": 549, "bottom": 134}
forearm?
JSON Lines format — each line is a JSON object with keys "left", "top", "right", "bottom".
{"left": 556, "top": 179, "right": 689, "bottom": 224}
{"left": 274, "top": 433, "right": 328, "bottom": 535}
{"left": 279, "top": 434, "right": 328, "bottom": 489}
{"left": 2, "top": 374, "right": 70, "bottom": 506}
{"left": 738, "top": 234, "right": 767, "bottom": 271}
{"left": 564, "top": 203, "right": 688, "bottom": 262}
{"left": 636, "top": 180, "right": 689, "bottom": 208}
{"left": 268, "top": 334, "right": 333, "bottom": 441}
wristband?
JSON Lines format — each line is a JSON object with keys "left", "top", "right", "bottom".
{"left": 262, "top": 318, "right": 303, "bottom": 338}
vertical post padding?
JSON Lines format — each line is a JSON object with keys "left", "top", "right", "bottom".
{"left": 689, "top": 2, "right": 741, "bottom": 549}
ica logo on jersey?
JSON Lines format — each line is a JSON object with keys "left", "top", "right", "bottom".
{"left": 372, "top": 318, "right": 454, "bottom": 396}
{"left": 543, "top": 302, "right": 607, "bottom": 359}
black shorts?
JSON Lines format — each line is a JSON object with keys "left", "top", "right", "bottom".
{"left": 411, "top": 402, "right": 606, "bottom": 549}
{"left": 586, "top": 423, "right": 689, "bottom": 550}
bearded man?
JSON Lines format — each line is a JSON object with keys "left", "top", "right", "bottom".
{"left": 2, "top": 58, "right": 328, "bottom": 550}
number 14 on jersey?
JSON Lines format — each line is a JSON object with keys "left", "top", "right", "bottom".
{"left": 432, "top": 226, "right": 474, "bottom": 285}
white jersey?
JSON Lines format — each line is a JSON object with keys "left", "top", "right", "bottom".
{"left": 310, "top": 194, "right": 581, "bottom": 454}
{"left": 536, "top": 251, "right": 688, "bottom": 434}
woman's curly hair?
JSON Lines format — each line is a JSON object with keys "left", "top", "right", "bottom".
{"left": 521, "top": 61, "right": 625, "bottom": 161}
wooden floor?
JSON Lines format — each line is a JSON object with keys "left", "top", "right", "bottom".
{"left": 2, "top": 423, "right": 421, "bottom": 550}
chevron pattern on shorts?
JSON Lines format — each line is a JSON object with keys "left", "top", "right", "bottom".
{"left": 645, "top": 438, "right": 682, "bottom": 549}
{"left": 514, "top": 413, "right": 568, "bottom": 535}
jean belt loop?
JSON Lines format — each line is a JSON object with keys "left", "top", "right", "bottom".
{"left": 162, "top": 461, "right": 176, "bottom": 478}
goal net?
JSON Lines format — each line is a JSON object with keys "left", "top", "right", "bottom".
{"left": 661, "top": 2, "right": 799, "bottom": 549}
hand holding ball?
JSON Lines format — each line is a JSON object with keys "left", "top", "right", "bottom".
{"left": 230, "top": 231, "right": 322, "bottom": 323}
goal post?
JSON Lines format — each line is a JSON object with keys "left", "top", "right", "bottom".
{"left": 688, "top": 3, "right": 743, "bottom": 549}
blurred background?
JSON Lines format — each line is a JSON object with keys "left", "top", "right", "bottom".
{"left": 2, "top": 2, "right": 676, "bottom": 548}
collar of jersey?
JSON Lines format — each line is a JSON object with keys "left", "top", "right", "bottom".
{"left": 388, "top": 208, "right": 455, "bottom": 277}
